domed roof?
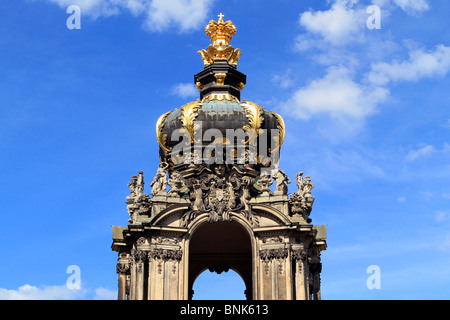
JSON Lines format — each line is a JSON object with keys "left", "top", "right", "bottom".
{"left": 155, "top": 14, "right": 285, "bottom": 171}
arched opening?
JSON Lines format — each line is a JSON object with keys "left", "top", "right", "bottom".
{"left": 192, "top": 268, "right": 246, "bottom": 300}
{"left": 188, "top": 221, "right": 253, "bottom": 300}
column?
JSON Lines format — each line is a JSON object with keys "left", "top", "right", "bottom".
{"left": 116, "top": 252, "right": 130, "bottom": 300}
{"left": 291, "top": 249, "right": 307, "bottom": 300}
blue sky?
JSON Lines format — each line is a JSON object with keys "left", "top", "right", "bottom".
{"left": 0, "top": 0, "right": 449, "bottom": 300}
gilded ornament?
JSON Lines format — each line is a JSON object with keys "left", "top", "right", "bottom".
{"left": 241, "top": 101, "right": 264, "bottom": 144}
{"left": 156, "top": 111, "right": 172, "bottom": 154}
{"left": 179, "top": 101, "right": 202, "bottom": 145}
{"left": 198, "top": 13, "right": 242, "bottom": 67}
{"left": 269, "top": 111, "right": 285, "bottom": 154}
{"left": 205, "top": 13, "right": 236, "bottom": 46}
{"left": 214, "top": 72, "right": 227, "bottom": 85}
{"left": 201, "top": 93, "right": 239, "bottom": 103}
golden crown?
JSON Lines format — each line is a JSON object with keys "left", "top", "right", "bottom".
{"left": 205, "top": 13, "right": 236, "bottom": 46}
{"left": 198, "top": 13, "right": 242, "bottom": 67}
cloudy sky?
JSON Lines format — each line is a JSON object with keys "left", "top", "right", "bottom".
{"left": 1, "top": 0, "right": 449, "bottom": 300}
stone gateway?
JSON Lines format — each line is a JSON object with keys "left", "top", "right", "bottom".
{"left": 111, "top": 14, "right": 327, "bottom": 300}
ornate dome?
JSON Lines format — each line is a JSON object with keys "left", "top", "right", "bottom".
{"left": 156, "top": 14, "right": 285, "bottom": 171}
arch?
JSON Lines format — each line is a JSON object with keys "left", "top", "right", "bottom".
{"left": 149, "top": 203, "right": 190, "bottom": 226}
{"left": 251, "top": 204, "right": 292, "bottom": 226}
{"left": 187, "top": 219, "right": 254, "bottom": 300}
{"left": 192, "top": 268, "right": 247, "bottom": 300}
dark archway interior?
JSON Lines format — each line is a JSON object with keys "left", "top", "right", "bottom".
{"left": 188, "top": 221, "right": 252, "bottom": 300}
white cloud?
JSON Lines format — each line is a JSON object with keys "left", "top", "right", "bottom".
{"left": 171, "top": 82, "right": 198, "bottom": 99}
{"left": 0, "top": 284, "right": 86, "bottom": 300}
{"left": 0, "top": 284, "right": 117, "bottom": 300}
{"left": 367, "top": 45, "right": 450, "bottom": 86}
{"left": 393, "top": 0, "right": 429, "bottom": 14}
{"left": 397, "top": 196, "right": 406, "bottom": 202}
{"left": 143, "top": 0, "right": 213, "bottom": 32}
{"left": 47, "top": 0, "right": 119, "bottom": 18}
{"left": 371, "top": 0, "right": 429, "bottom": 15}
{"left": 45, "top": 0, "right": 213, "bottom": 31}
{"left": 297, "top": 0, "right": 365, "bottom": 48}
{"left": 94, "top": 287, "right": 117, "bottom": 300}
{"left": 280, "top": 66, "right": 388, "bottom": 121}
{"left": 405, "top": 145, "right": 435, "bottom": 161}
{"left": 272, "top": 70, "right": 295, "bottom": 89}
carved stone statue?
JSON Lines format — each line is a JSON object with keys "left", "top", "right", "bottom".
{"left": 296, "top": 172, "right": 304, "bottom": 195}
{"left": 127, "top": 175, "right": 138, "bottom": 200}
{"left": 126, "top": 171, "right": 151, "bottom": 222}
{"left": 289, "top": 172, "right": 315, "bottom": 223}
{"left": 168, "top": 171, "right": 186, "bottom": 197}
{"left": 136, "top": 171, "right": 145, "bottom": 198}
{"left": 303, "top": 176, "right": 314, "bottom": 197}
{"left": 272, "top": 168, "right": 291, "bottom": 195}
{"left": 190, "top": 179, "right": 204, "bottom": 211}
{"left": 295, "top": 172, "right": 314, "bottom": 197}
{"left": 257, "top": 171, "right": 273, "bottom": 196}
{"left": 150, "top": 162, "right": 168, "bottom": 196}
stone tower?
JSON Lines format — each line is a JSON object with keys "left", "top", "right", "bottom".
{"left": 111, "top": 14, "right": 327, "bottom": 300}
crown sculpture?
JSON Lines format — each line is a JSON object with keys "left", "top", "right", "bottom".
{"left": 198, "top": 13, "right": 242, "bottom": 67}
{"left": 111, "top": 14, "right": 327, "bottom": 301}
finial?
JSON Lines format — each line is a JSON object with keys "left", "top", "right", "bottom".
{"left": 205, "top": 13, "right": 236, "bottom": 47}
{"left": 198, "top": 13, "right": 242, "bottom": 67}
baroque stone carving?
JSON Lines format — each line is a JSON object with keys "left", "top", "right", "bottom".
{"left": 262, "top": 236, "right": 284, "bottom": 244}
{"left": 116, "top": 262, "right": 130, "bottom": 274}
{"left": 127, "top": 171, "right": 152, "bottom": 221}
{"left": 149, "top": 249, "right": 183, "bottom": 262}
{"left": 150, "top": 162, "right": 169, "bottom": 196}
{"left": 259, "top": 248, "right": 289, "bottom": 275}
{"left": 168, "top": 171, "right": 187, "bottom": 197}
{"left": 295, "top": 172, "right": 314, "bottom": 197}
{"left": 181, "top": 165, "right": 258, "bottom": 227}
{"left": 289, "top": 172, "right": 315, "bottom": 223}
{"left": 272, "top": 168, "right": 291, "bottom": 195}
{"left": 131, "top": 249, "right": 148, "bottom": 265}
{"left": 256, "top": 171, "right": 273, "bottom": 196}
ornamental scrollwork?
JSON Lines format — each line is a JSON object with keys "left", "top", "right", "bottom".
{"left": 181, "top": 165, "right": 258, "bottom": 227}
